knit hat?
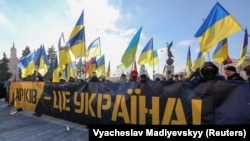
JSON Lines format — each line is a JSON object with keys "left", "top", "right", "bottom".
{"left": 224, "top": 66, "right": 236, "bottom": 72}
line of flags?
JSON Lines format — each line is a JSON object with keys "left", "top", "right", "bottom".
{"left": 17, "top": 2, "right": 249, "bottom": 81}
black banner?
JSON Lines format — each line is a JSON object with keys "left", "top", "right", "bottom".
{"left": 11, "top": 80, "right": 250, "bottom": 125}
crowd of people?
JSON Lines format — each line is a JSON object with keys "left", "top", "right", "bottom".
{"left": 1, "top": 61, "right": 250, "bottom": 117}
{"left": 113, "top": 62, "right": 250, "bottom": 84}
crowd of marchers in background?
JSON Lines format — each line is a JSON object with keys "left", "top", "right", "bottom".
{"left": 111, "top": 62, "right": 250, "bottom": 84}
{"left": 0, "top": 61, "right": 250, "bottom": 118}
{"left": 1, "top": 62, "right": 250, "bottom": 105}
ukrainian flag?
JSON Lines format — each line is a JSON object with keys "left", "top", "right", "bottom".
{"left": 35, "top": 44, "right": 50, "bottom": 76}
{"left": 191, "top": 51, "right": 206, "bottom": 71}
{"left": 52, "top": 57, "right": 60, "bottom": 82}
{"left": 66, "top": 60, "right": 77, "bottom": 81}
{"left": 148, "top": 50, "right": 159, "bottom": 66}
{"left": 138, "top": 38, "right": 153, "bottom": 65}
{"left": 212, "top": 38, "right": 228, "bottom": 64}
{"left": 194, "top": 2, "right": 242, "bottom": 53}
{"left": 58, "top": 32, "right": 71, "bottom": 69}
{"left": 96, "top": 55, "right": 105, "bottom": 77}
{"left": 18, "top": 51, "right": 36, "bottom": 78}
{"left": 236, "top": 28, "right": 248, "bottom": 67}
{"left": 86, "top": 37, "right": 101, "bottom": 58}
{"left": 68, "top": 10, "right": 86, "bottom": 59}
{"left": 121, "top": 26, "right": 142, "bottom": 68}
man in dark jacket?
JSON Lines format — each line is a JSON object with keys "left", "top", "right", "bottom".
{"left": 89, "top": 72, "right": 100, "bottom": 82}
{"left": 224, "top": 66, "right": 244, "bottom": 80}
{"left": 199, "top": 62, "right": 225, "bottom": 81}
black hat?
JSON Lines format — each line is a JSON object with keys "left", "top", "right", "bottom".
{"left": 224, "top": 66, "right": 236, "bottom": 72}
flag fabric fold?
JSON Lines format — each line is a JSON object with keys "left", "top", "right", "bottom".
{"left": 52, "top": 57, "right": 60, "bottom": 82}
{"left": 35, "top": 44, "right": 50, "bottom": 76}
{"left": 148, "top": 50, "right": 159, "bottom": 66}
{"left": 212, "top": 38, "right": 229, "bottom": 64}
{"left": 66, "top": 60, "right": 77, "bottom": 81}
{"left": 68, "top": 10, "right": 86, "bottom": 59}
{"left": 86, "top": 37, "right": 101, "bottom": 58}
{"left": 58, "top": 32, "right": 70, "bottom": 70}
{"left": 121, "top": 26, "right": 142, "bottom": 68}
{"left": 236, "top": 28, "right": 248, "bottom": 67}
{"left": 194, "top": 2, "right": 242, "bottom": 53}
{"left": 138, "top": 38, "right": 153, "bottom": 65}
{"left": 17, "top": 51, "right": 36, "bottom": 78}
{"left": 96, "top": 55, "right": 105, "bottom": 77}
{"left": 191, "top": 51, "right": 206, "bottom": 71}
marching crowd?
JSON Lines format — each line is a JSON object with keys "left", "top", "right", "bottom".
{"left": 1, "top": 61, "right": 250, "bottom": 116}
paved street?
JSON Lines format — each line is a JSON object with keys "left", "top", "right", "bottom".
{"left": 0, "top": 99, "right": 88, "bottom": 141}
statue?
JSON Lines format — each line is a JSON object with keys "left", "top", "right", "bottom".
{"left": 165, "top": 40, "right": 175, "bottom": 76}
{"left": 139, "top": 64, "right": 149, "bottom": 77}
{"left": 167, "top": 41, "right": 174, "bottom": 58}
{"left": 166, "top": 40, "right": 174, "bottom": 66}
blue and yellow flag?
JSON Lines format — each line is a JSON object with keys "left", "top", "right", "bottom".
{"left": 186, "top": 46, "right": 192, "bottom": 76}
{"left": 212, "top": 38, "right": 229, "bottom": 64}
{"left": 121, "top": 26, "right": 142, "bottom": 68}
{"left": 86, "top": 37, "right": 101, "bottom": 58}
{"left": 52, "top": 57, "right": 60, "bottom": 82}
{"left": 66, "top": 60, "right": 77, "bottom": 81}
{"left": 68, "top": 10, "right": 86, "bottom": 59}
{"left": 138, "top": 38, "right": 153, "bottom": 65}
{"left": 96, "top": 55, "right": 105, "bottom": 77}
{"left": 191, "top": 51, "right": 206, "bottom": 71}
{"left": 148, "top": 50, "right": 159, "bottom": 66}
{"left": 58, "top": 32, "right": 71, "bottom": 70}
{"left": 194, "top": 2, "right": 242, "bottom": 53}
{"left": 17, "top": 51, "right": 36, "bottom": 78}
{"left": 236, "top": 28, "right": 248, "bottom": 67}
{"left": 35, "top": 44, "right": 50, "bottom": 76}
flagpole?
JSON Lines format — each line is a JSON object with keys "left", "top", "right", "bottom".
{"left": 207, "top": 51, "right": 211, "bottom": 62}
{"left": 153, "top": 52, "right": 155, "bottom": 80}
{"left": 99, "top": 37, "right": 102, "bottom": 56}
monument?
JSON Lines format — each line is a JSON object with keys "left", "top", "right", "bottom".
{"left": 165, "top": 41, "right": 174, "bottom": 77}
{"left": 139, "top": 64, "right": 149, "bottom": 78}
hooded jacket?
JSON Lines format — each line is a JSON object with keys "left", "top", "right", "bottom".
{"left": 200, "top": 62, "right": 225, "bottom": 81}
